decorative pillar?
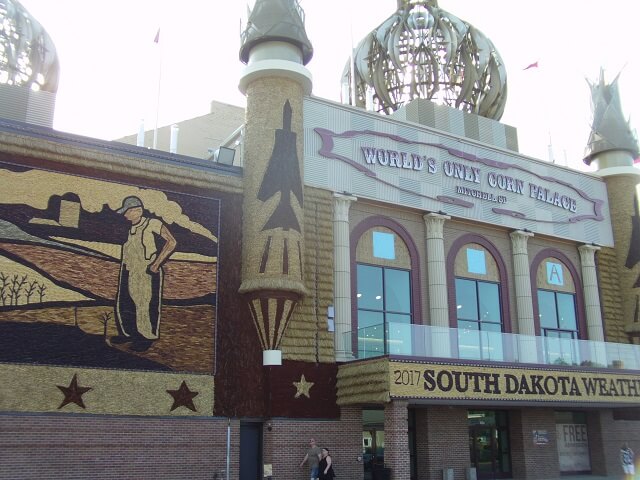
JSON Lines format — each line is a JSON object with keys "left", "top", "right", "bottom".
{"left": 579, "top": 244, "right": 607, "bottom": 365}
{"left": 578, "top": 244, "right": 605, "bottom": 342}
{"left": 333, "top": 193, "right": 356, "bottom": 360}
{"left": 238, "top": 0, "right": 313, "bottom": 366}
{"left": 510, "top": 230, "right": 537, "bottom": 363}
{"left": 423, "top": 212, "right": 451, "bottom": 358}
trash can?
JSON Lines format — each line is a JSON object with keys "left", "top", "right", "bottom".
{"left": 372, "top": 466, "right": 391, "bottom": 480}
{"left": 442, "top": 467, "right": 454, "bottom": 480}
{"left": 465, "top": 467, "right": 477, "bottom": 480}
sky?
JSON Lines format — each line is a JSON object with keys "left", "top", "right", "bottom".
{"left": 16, "top": 0, "right": 640, "bottom": 171}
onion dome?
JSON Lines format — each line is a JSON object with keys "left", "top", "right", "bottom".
{"left": 583, "top": 69, "right": 639, "bottom": 166}
{"left": 342, "top": 0, "right": 507, "bottom": 120}
{"left": 0, "top": 0, "right": 59, "bottom": 92}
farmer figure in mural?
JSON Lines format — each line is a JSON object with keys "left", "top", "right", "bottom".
{"left": 112, "top": 196, "right": 177, "bottom": 351}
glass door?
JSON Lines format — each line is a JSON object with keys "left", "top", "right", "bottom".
{"left": 468, "top": 411, "right": 511, "bottom": 479}
{"left": 363, "top": 409, "right": 385, "bottom": 480}
{"left": 470, "top": 425, "right": 496, "bottom": 478}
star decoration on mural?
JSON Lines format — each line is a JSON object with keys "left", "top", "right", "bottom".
{"left": 167, "top": 381, "right": 199, "bottom": 412}
{"left": 56, "top": 374, "right": 92, "bottom": 409}
{"left": 293, "top": 374, "right": 314, "bottom": 399}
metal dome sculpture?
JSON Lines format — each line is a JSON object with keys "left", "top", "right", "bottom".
{"left": 341, "top": 0, "right": 507, "bottom": 120}
{"left": 0, "top": 0, "right": 60, "bottom": 92}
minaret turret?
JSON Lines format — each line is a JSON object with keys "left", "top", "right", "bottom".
{"left": 584, "top": 69, "right": 640, "bottom": 342}
{"left": 238, "top": 0, "right": 312, "bottom": 366}
{"left": 583, "top": 69, "right": 639, "bottom": 169}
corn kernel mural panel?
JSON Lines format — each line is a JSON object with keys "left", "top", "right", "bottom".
{"left": 0, "top": 162, "right": 218, "bottom": 375}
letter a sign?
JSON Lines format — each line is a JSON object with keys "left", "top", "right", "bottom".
{"left": 546, "top": 262, "right": 564, "bottom": 286}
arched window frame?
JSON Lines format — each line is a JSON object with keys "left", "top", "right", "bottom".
{"left": 530, "top": 249, "right": 587, "bottom": 340}
{"left": 350, "top": 216, "right": 422, "bottom": 354}
{"left": 446, "top": 234, "right": 512, "bottom": 333}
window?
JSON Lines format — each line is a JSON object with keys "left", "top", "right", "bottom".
{"left": 456, "top": 278, "right": 503, "bottom": 360}
{"left": 357, "top": 264, "right": 412, "bottom": 357}
{"left": 454, "top": 244, "right": 504, "bottom": 360}
{"left": 538, "top": 290, "right": 578, "bottom": 364}
{"left": 355, "top": 226, "right": 413, "bottom": 358}
{"left": 536, "top": 258, "right": 579, "bottom": 365}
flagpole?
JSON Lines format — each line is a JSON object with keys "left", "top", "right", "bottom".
{"left": 153, "top": 28, "right": 162, "bottom": 150}
{"left": 350, "top": 25, "right": 356, "bottom": 107}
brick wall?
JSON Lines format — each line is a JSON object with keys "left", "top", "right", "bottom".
{"left": 416, "top": 406, "right": 469, "bottom": 480}
{"left": 384, "top": 401, "right": 411, "bottom": 480}
{"left": 509, "top": 408, "right": 558, "bottom": 479}
{"left": 587, "top": 409, "right": 608, "bottom": 476}
{"left": 0, "top": 414, "right": 238, "bottom": 480}
{"left": 262, "top": 406, "right": 362, "bottom": 480}
{"left": 0, "top": 407, "right": 370, "bottom": 480}
{"left": 588, "top": 409, "right": 640, "bottom": 477}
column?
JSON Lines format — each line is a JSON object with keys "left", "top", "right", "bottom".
{"left": 333, "top": 193, "right": 356, "bottom": 361}
{"left": 384, "top": 400, "right": 410, "bottom": 480}
{"left": 579, "top": 244, "right": 606, "bottom": 365}
{"left": 423, "top": 212, "right": 451, "bottom": 358}
{"left": 510, "top": 230, "right": 537, "bottom": 363}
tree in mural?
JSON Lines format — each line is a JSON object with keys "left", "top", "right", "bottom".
{"left": 37, "top": 283, "right": 46, "bottom": 303}
{"left": 0, "top": 272, "right": 8, "bottom": 306}
{"left": 0, "top": 271, "right": 48, "bottom": 306}
{"left": 10, "top": 274, "right": 27, "bottom": 306}
{"left": 24, "top": 279, "right": 38, "bottom": 304}
{"left": 99, "top": 311, "right": 113, "bottom": 345}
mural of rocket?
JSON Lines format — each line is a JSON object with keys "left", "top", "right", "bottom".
{"left": 243, "top": 100, "right": 305, "bottom": 353}
{"left": 258, "top": 101, "right": 303, "bottom": 234}
{"left": 238, "top": 0, "right": 312, "bottom": 356}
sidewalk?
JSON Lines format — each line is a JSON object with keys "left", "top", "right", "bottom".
{"left": 539, "top": 476, "right": 624, "bottom": 480}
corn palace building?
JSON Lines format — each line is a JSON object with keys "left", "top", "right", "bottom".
{"left": 0, "top": 0, "right": 639, "bottom": 479}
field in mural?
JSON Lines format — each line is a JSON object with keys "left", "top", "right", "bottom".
{"left": 0, "top": 163, "right": 218, "bottom": 374}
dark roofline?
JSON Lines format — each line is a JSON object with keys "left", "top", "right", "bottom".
{"left": 0, "top": 117, "right": 243, "bottom": 177}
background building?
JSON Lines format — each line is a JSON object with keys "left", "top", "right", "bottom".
{"left": 0, "top": 1, "right": 639, "bottom": 479}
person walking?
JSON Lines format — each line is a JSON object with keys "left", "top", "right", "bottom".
{"left": 300, "top": 438, "right": 322, "bottom": 480}
{"left": 621, "top": 442, "right": 635, "bottom": 479}
{"left": 319, "top": 447, "right": 335, "bottom": 480}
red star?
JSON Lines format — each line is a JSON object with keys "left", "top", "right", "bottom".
{"left": 167, "top": 381, "right": 199, "bottom": 412}
{"left": 57, "top": 374, "right": 92, "bottom": 409}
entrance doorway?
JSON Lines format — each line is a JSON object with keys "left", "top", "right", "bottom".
{"left": 239, "top": 422, "right": 262, "bottom": 480}
{"left": 468, "top": 411, "right": 511, "bottom": 479}
{"left": 363, "top": 409, "right": 385, "bottom": 480}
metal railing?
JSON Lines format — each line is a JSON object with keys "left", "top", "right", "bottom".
{"left": 345, "top": 322, "right": 640, "bottom": 370}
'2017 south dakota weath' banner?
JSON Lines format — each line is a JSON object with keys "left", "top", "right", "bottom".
{"left": 390, "top": 361, "right": 640, "bottom": 404}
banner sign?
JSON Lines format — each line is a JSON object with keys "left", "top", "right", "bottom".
{"left": 557, "top": 424, "right": 591, "bottom": 471}
{"left": 304, "top": 97, "right": 614, "bottom": 246}
{"left": 389, "top": 361, "right": 640, "bottom": 404}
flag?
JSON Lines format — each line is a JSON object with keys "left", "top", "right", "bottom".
{"left": 523, "top": 61, "right": 538, "bottom": 71}
{"left": 154, "top": 28, "right": 160, "bottom": 44}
